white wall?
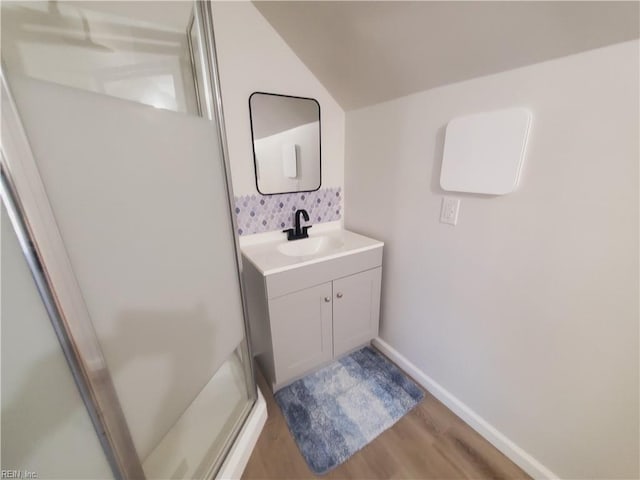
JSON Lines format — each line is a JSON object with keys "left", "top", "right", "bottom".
{"left": 1, "top": 205, "right": 113, "bottom": 479}
{"left": 211, "top": 1, "right": 344, "bottom": 197}
{"left": 345, "top": 40, "right": 639, "bottom": 479}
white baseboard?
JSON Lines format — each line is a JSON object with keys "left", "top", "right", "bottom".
{"left": 372, "top": 337, "right": 559, "bottom": 480}
{"left": 217, "top": 387, "right": 268, "bottom": 480}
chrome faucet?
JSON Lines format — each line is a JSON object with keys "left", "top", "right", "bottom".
{"left": 283, "top": 209, "right": 312, "bottom": 241}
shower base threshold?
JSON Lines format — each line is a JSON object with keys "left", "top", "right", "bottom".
{"left": 142, "top": 355, "right": 249, "bottom": 479}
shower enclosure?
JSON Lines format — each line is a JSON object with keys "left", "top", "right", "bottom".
{"left": 1, "top": 2, "right": 257, "bottom": 478}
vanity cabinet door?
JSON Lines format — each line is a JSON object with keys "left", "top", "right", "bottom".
{"left": 333, "top": 268, "right": 382, "bottom": 358}
{"left": 269, "top": 282, "right": 333, "bottom": 385}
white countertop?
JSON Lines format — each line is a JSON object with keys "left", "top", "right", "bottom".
{"left": 240, "top": 223, "right": 384, "bottom": 276}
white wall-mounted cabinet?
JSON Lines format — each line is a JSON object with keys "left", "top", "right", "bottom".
{"left": 241, "top": 229, "right": 383, "bottom": 391}
{"left": 440, "top": 108, "right": 532, "bottom": 195}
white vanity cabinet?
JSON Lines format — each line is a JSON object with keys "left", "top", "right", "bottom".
{"left": 241, "top": 229, "right": 383, "bottom": 391}
{"left": 269, "top": 282, "right": 334, "bottom": 384}
{"left": 332, "top": 268, "right": 381, "bottom": 358}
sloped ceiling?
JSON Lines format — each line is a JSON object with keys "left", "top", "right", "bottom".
{"left": 254, "top": 1, "right": 640, "bottom": 110}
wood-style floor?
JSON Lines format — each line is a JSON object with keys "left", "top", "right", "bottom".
{"left": 242, "top": 352, "right": 530, "bottom": 479}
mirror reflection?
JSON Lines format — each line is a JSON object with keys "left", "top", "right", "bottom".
{"left": 1, "top": 1, "right": 200, "bottom": 115}
{"left": 249, "top": 92, "right": 321, "bottom": 195}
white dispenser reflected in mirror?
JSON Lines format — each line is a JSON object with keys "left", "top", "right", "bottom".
{"left": 440, "top": 108, "right": 532, "bottom": 195}
{"left": 282, "top": 143, "right": 298, "bottom": 178}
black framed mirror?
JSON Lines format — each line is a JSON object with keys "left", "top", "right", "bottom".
{"left": 249, "top": 92, "right": 321, "bottom": 195}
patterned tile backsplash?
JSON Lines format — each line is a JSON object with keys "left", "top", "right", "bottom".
{"left": 234, "top": 187, "right": 342, "bottom": 235}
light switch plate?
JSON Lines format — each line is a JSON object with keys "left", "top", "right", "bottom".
{"left": 440, "top": 197, "right": 460, "bottom": 225}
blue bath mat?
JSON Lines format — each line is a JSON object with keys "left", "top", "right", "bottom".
{"left": 274, "top": 346, "right": 424, "bottom": 474}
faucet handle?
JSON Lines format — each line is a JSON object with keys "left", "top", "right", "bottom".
{"left": 282, "top": 228, "right": 295, "bottom": 240}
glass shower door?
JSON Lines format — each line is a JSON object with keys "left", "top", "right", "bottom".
{"left": 1, "top": 2, "right": 255, "bottom": 478}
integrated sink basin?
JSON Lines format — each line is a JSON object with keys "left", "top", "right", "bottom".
{"left": 276, "top": 235, "right": 344, "bottom": 257}
{"left": 240, "top": 226, "right": 384, "bottom": 276}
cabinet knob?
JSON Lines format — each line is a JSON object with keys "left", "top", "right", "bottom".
{"left": 336, "top": 292, "right": 343, "bottom": 298}
{"left": 324, "top": 296, "right": 331, "bottom": 303}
